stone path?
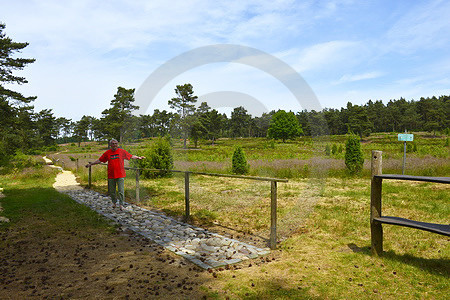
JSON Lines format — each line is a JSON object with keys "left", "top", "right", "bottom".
{"left": 49, "top": 160, "right": 270, "bottom": 269}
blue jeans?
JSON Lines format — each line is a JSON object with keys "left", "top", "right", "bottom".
{"left": 108, "top": 177, "right": 125, "bottom": 205}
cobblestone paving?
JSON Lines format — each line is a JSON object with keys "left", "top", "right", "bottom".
{"left": 63, "top": 189, "right": 270, "bottom": 269}
{"left": 50, "top": 165, "right": 271, "bottom": 269}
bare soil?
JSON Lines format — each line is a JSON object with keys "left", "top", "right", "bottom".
{"left": 0, "top": 216, "right": 217, "bottom": 299}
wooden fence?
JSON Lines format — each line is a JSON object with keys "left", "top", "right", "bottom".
{"left": 370, "top": 150, "right": 450, "bottom": 256}
{"left": 88, "top": 164, "right": 288, "bottom": 249}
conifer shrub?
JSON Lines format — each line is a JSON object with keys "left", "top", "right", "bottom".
{"left": 232, "top": 146, "right": 249, "bottom": 174}
{"left": 332, "top": 144, "right": 338, "bottom": 155}
{"left": 133, "top": 137, "right": 173, "bottom": 178}
{"left": 325, "top": 144, "right": 331, "bottom": 156}
{"left": 345, "top": 134, "right": 364, "bottom": 175}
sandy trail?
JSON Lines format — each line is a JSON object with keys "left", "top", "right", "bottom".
{"left": 43, "top": 156, "right": 83, "bottom": 191}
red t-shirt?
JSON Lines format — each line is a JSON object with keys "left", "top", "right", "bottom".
{"left": 99, "top": 148, "right": 132, "bottom": 179}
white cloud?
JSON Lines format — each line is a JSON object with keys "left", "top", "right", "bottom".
{"left": 383, "top": 0, "right": 450, "bottom": 53}
{"left": 293, "top": 41, "right": 362, "bottom": 73}
{"left": 2, "top": 0, "right": 449, "bottom": 120}
{"left": 335, "top": 71, "right": 384, "bottom": 84}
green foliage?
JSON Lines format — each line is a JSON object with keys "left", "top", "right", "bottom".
{"left": 267, "top": 110, "right": 302, "bottom": 142}
{"left": 0, "top": 23, "right": 36, "bottom": 103}
{"left": 6, "top": 151, "right": 40, "bottom": 171}
{"left": 331, "top": 144, "right": 337, "bottom": 155}
{"left": 0, "top": 23, "right": 36, "bottom": 164}
{"left": 231, "top": 146, "right": 249, "bottom": 174}
{"left": 345, "top": 134, "right": 364, "bottom": 175}
{"left": 100, "top": 87, "right": 139, "bottom": 143}
{"left": 338, "top": 144, "right": 343, "bottom": 153}
{"left": 230, "top": 106, "right": 252, "bottom": 137}
{"left": 133, "top": 138, "right": 173, "bottom": 178}
{"left": 168, "top": 83, "right": 198, "bottom": 148}
{"left": 400, "top": 142, "right": 418, "bottom": 153}
{"left": 325, "top": 144, "right": 331, "bottom": 156}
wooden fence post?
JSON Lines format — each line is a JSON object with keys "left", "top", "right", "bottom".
{"left": 270, "top": 180, "right": 277, "bottom": 250}
{"left": 88, "top": 165, "right": 92, "bottom": 189}
{"left": 135, "top": 169, "right": 140, "bottom": 203}
{"left": 371, "top": 150, "right": 383, "bottom": 255}
{"left": 185, "top": 172, "right": 190, "bottom": 221}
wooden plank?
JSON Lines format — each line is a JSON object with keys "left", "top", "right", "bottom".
{"left": 185, "top": 172, "right": 190, "bottom": 221}
{"left": 135, "top": 169, "right": 140, "bottom": 203}
{"left": 270, "top": 181, "right": 277, "bottom": 250}
{"left": 88, "top": 165, "right": 92, "bottom": 189}
{"left": 121, "top": 165, "right": 289, "bottom": 183}
{"left": 375, "top": 174, "right": 450, "bottom": 184}
{"left": 374, "top": 216, "right": 450, "bottom": 236}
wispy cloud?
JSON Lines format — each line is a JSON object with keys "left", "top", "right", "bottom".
{"left": 2, "top": 0, "right": 449, "bottom": 120}
{"left": 292, "top": 41, "right": 363, "bottom": 73}
{"left": 382, "top": 0, "right": 450, "bottom": 53}
{"left": 335, "top": 71, "right": 384, "bottom": 84}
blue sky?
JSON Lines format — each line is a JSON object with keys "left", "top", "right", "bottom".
{"left": 2, "top": 0, "right": 449, "bottom": 120}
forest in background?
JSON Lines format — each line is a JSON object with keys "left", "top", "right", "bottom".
{"left": 1, "top": 22, "right": 449, "bottom": 166}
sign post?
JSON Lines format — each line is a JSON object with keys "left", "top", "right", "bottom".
{"left": 398, "top": 131, "right": 414, "bottom": 175}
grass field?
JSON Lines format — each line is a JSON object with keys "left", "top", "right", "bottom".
{"left": 2, "top": 133, "right": 448, "bottom": 299}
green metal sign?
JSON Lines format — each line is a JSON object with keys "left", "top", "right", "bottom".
{"left": 398, "top": 133, "right": 414, "bottom": 142}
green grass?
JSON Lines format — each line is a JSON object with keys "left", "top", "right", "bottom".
{"left": 202, "top": 177, "right": 449, "bottom": 299}
{"left": 1, "top": 149, "right": 448, "bottom": 299}
{"left": 0, "top": 166, "right": 115, "bottom": 234}
{"left": 44, "top": 134, "right": 449, "bottom": 298}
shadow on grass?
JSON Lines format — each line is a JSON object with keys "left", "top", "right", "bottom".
{"left": 350, "top": 243, "right": 450, "bottom": 277}
{"left": 0, "top": 186, "right": 213, "bottom": 299}
{"left": 0, "top": 186, "right": 115, "bottom": 232}
{"left": 382, "top": 250, "right": 450, "bottom": 277}
{"left": 225, "top": 277, "right": 320, "bottom": 300}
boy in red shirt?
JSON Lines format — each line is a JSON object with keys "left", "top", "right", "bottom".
{"left": 86, "top": 139, "right": 145, "bottom": 209}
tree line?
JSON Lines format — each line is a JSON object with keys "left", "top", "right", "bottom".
{"left": 1, "top": 22, "right": 449, "bottom": 166}
{"left": 58, "top": 91, "right": 449, "bottom": 145}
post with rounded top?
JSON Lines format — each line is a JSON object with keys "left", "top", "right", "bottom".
{"left": 88, "top": 165, "right": 92, "bottom": 189}
{"left": 135, "top": 169, "right": 140, "bottom": 203}
{"left": 184, "top": 172, "right": 190, "bottom": 221}
{"left": 371, "top": 150, "right": 383, "bottom": 255}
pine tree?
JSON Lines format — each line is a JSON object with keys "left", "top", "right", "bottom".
{"left": 232, "top": 146, "right": 249, "bottom": 174}
{"left": 0, "top": 23, "right": 36, "bottom": 164}
{"left": 168, "top": 84, "right": 198, "bottom": 148}
{"left": 345, "top": 134, "right": 364, "bottom": 175}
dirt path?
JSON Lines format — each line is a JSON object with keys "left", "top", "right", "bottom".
{"left": 0, "top": 162, "right": 222, "bottom": 299}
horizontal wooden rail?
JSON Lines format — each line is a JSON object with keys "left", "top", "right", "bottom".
{"left": 374, "top": 174, "right": 449, "bottom": 184}
{"left": 373, "top": 216, "right": 450, "bottom": 236}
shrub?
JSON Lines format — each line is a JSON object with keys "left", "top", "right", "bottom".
{"left": 338, "top": 144, "right": 343, "bottom": 153}
{"left": 345, "top": 134, "right": 364, "bottom": 175}
{"left": 325, "top": 144, "right": 331, "bottom": 156}
{"left": 9, "top": 150, "right": 38, "bottom": 171}
{"left": 232, "top": 146, "right": 249, "bottom": 174}
{"left": 331, "top": 144, "right": 337, "bottom": 155}
{"left": 132, "top": 137, "right": 173, "bottom": 178}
